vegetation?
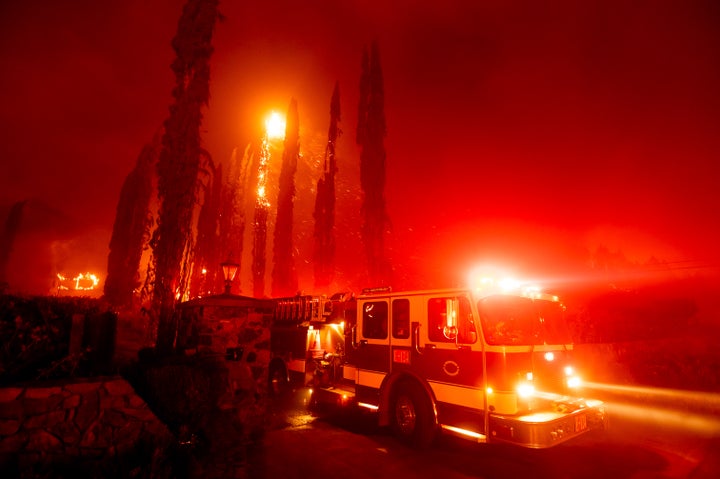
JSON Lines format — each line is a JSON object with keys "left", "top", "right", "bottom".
{"left": 272, "top": 98, "right": 300, "bottom": 297}
{"left": 105, "top": 132, "right": 160, "bottom": 309}
{"left": 568, "top": 285, "right": 697, "bottom": 344}
{"left": 252, "top": 138, "right": 271, "bottom": 298}
{"left": 152, "top": 0, "right": 220, "bottom": 354}
{"left": 567, "top": 276, "right": 720, "bottom": 393}
{"left": 0, "top": 295, "right": 116, "bottom": 385}
{"left": 357, "top": 41, "right": 391, "bottom": 285}
{"left": 0, "top": 201, "right": 26, "bottom": 291}
{"left": 313, "top": 82, "right": 341, "bottom": 290}
{"left": 190, "top": 162, "right": 222, "bottom": 298}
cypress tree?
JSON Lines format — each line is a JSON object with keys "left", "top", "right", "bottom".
{"left": 272, "top": 98, "right": 300, "bottom": 297}
{"left": 357, "top": 41, "right": 390, "bottom": 285}
{"left": 0, "top": 200, "right": 27, "bottom": 292}
{"left": 152, "top": 0, "right": 220, "bottom": 354}
{"left": 313, "top": 82, "right": 341, "bottom": 290}
{"left": 216, "top": 145, "right": 253, "bottom": 294}
{"left": 105, "top": 131, "right": 160, "bottom": 308}
{"left": 190, "top": 161, "right": 221, "bottom": 298}
{"left": 252, "top": 137, "right": 271, "bottom": 298}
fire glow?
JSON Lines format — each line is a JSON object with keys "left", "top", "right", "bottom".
{"left": 56, "top": 272, "right": 100, "bottom": 291}
{"left": 256, "top": 136, "right": 271, "bottom": 207}
{"left": 265, "top": 111, "right": 286, "bottom": 140}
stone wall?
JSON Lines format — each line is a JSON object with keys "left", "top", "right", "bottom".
{"left": 0, "top": 377, "right": 173, "bottom": 478}
{"left": 176, "top": 295, "right": 274, "bottom": 390}
{"left": 189, "top": 304, "right": 271, "bottom": 362}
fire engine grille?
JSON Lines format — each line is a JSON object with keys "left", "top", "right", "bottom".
{"left": 535, "top": 366, "right": 567, "bottom": 396}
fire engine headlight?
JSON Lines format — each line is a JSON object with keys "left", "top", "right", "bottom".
{"left": 516, "top": 382, "right": 535, "bottom": 398}
{"left": 567, "top": 375, "right": 582, "bottom": 389}
{"left": 564, "top": 365, "right": 582, "bottom": 389}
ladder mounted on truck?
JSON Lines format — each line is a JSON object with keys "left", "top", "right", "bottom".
{"left": 274, "top": 295, "right": 324, "bottom": 323}
{"left": 274, "top": 292, "right": 355, "bottom": 324}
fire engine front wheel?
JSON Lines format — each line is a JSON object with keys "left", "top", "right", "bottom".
{"left": 390, "top": 381, "right": 436, "bottom": 448}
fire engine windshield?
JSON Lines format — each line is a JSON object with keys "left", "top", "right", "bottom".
{"left": 478, "top": 295, "right": 571, "bottom": 346}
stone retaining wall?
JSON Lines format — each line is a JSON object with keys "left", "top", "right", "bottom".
{"left": 0, "top": 377, "right": 173, "bottom": 478}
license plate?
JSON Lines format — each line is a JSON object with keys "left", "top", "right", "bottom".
{"left": 575, "top": 414, "right": 587, "bottom": 432}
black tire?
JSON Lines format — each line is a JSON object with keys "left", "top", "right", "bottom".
{"left": 268, "top": 362, "right": 290, "bottom": 397}
{"left": 390, "top": 381, "right": 437, "bottom": 448}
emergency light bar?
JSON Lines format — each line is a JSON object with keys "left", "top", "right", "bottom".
{"left": 361, "top": 286, "right": 392, "bottom": 295}
{"left": 467, "top": 270, "right": 560, "bottom": 302}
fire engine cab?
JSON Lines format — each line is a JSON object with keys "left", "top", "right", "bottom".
{"left": 267, "top": 279, "right": 607, "bottom": 448}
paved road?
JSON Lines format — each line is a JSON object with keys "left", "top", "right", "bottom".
{"left": 244, "top": 389, "right": 719, "bottom": 479}
{"left": 113, "top": 323, "right": 719, "bottom": 478}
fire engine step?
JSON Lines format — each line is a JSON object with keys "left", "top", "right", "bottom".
{"left": 440, "top": 424, "right": 488, "bottom": 443}
{"left": 310, "top": 384, "right": 356, "bottom": 406}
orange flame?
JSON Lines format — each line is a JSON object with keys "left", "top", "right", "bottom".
{"left": 256, "top": 136, "right": 271, "bottom": 207}
{"left": 56, "top": 272, "right": 100, "bottom": 291}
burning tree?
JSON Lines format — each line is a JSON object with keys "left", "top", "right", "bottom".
{"left": 357, "top": 41, "right": 391, "bottom": 285}
{"left": 151, "top": 0, "right": 220, "bottom": 354}
{"left": 252, "top": 137, "right": 271, "bottom": 298}
{"left": 272, "top": 98, "right": 300, "bottom": 297}
{"left": 105, "top": 131, "right": 160, "bottom": 308}
{"left": 313, "top": 82, "right": 341, "bottom": 290}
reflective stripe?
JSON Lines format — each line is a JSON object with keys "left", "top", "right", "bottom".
{"left": 343, "top": 365, "right": 357, "bottom": 381}
{"left": 357, "top": 369, "right": 386, "bottom": 389}
{"left": 487, "top": 391, "right": 519, "bottom": 415}
{"left": 428, "top": 380, "right": 484, "bottom": 409}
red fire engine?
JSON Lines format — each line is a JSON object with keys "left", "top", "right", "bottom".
{"left": 267, "top": 278, "right": 608, "bottom": 448}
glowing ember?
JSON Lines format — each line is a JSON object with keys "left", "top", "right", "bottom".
{"left": 255, "top": 136, "right": 271, "bottom": 207}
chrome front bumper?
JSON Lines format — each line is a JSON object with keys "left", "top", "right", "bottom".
{"left": 488, "top": 400, "right": 608, "bottom": 448}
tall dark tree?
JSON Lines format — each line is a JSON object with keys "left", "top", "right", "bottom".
{"left": 313, "top": 82, "right": 341, "bottom": 290}
{"left": 218, "top": 145, "right": 253, "bottom": 294}
{"left": 272, "top": 98, "right": 300, "bottom": 297}
{"left": 189, "top": 161, "right": 221, "bottom": 298}
{"left": 105, "top": 131, "right": 160, "bottom": 308}
{"left": 252, "top": 138, "right": 271, "bottom": 298}
{"left": 357, "top": 41, "right": 391, "bottom": 285}
{"left": 0, "top": 200, "right": 27, "bottom": 292}
{"left": 151, "top": 0, "right": 220, "bottom": 354}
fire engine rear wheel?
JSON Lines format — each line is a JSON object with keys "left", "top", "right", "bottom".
{"left": 390, "top": 381, "right": 436, "bottom": 448}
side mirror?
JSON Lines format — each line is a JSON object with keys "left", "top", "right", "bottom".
{"left": 443, "top": 325, "right": 458, "bottom": 340}
{"left": 443, "top": 298, "right": 460, "bottom": 341}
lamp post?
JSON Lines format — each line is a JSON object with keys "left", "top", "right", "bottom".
{"left": 220, "top": 257, "right": 239, "bottom": 295}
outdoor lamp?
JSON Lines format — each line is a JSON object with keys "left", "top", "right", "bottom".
{"left": 220, "top": 257, "right": 239, "bottom": 294}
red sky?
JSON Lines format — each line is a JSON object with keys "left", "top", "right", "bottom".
{"left": 1, "top": 0, "right": 719, "bottom": 295}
